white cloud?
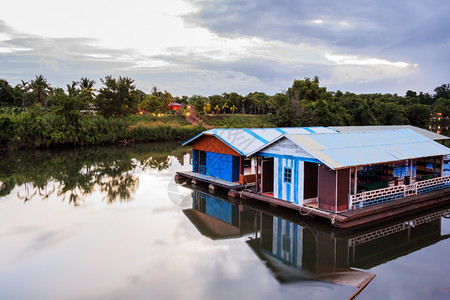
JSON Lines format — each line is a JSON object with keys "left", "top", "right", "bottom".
{"left": 0, "top": 47, "right": 31, "bottom": 53}
{"left": 326, "top": 54, "right": 411, "bottom": 68}
{"left": 0, "top": 0, "right": 260, "bottom": 62}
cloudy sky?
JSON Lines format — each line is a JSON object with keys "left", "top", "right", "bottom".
{"left": 0, "top": 0, "right": 449, "bottom": 96}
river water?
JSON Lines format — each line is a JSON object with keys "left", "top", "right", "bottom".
{"left": 0, "top": 143, "right": 449, "bottom": 299}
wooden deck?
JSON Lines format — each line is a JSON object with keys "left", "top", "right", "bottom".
{"left": 176, "top": 172, "right": 450, "bottom": 228}
{"left": 333, "top": 187, "right": 450, "bottom": 228}
{"left": 176, "top": 171, "right": 253, "bottom": 190}
{"left": 240, "top": 187, "right": 450, "bottom": 229}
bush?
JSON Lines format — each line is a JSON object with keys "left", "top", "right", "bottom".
{"left": 126, "top": 124, "right": 204, "bottom": 142}
{"left": 0, "top": 107, "right": 202, "bottom": 149}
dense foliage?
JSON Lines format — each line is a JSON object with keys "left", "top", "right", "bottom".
{"left": 0, "top": 74, "right": 449, "bottom": 149}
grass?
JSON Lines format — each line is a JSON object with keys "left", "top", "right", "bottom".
{"left": 199, "top": 114, "right": 276, "bottom": 128}
{"left": 126, "top": 114, "right": 191, "bottom": 126}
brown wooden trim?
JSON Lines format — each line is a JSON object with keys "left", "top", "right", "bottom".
{"left": 192, "top": 135, "right": 241, "bottom": 156}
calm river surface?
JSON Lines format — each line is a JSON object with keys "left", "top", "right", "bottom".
{"left": 0, "top": 142, "right": 449, "bottom": 299}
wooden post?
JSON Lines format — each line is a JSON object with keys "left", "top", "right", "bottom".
{"left": 433, "top": 157, "right": 436, "bottom": 178}
{"left": 385, "top": 163, "right": 389, "bottom": 187}
{"left": 255, "top": 156, "right": 259, "bottom": 193}
{"left": 353, "top": 166, "right": 357, "bottom": 195}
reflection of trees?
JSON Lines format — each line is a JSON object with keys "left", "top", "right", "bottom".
{"left": 17, "top": 182, "right": 37, "bottom": 202}
{"left": 140, "top": 156, "right": 171, "bottom": 171}
{"left": 0, "top": 143, "right": 189, "bottom": 205}
{"left": 99, "top": 174, "right": 139, "bottom": 204}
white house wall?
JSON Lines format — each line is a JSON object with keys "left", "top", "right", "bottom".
{"left": 261, "top": 138, "right": 315, "bottom": 159}
{"left": 274, "top": 157, "right": 304, "bottom": 205}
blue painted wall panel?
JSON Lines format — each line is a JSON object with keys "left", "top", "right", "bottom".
{"left": 206, "top": 152, "right": 234, "bottom": 181}
{"left": 193, "top": 149, "right": 199, "bottom": 172}
{"left": 232, "top": 156, "right": 240, "bottom": 182}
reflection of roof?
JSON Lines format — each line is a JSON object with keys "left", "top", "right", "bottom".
{"left": 182, "top": 127, "right": 337, "bottom": 156}
{"left": 183, "top": 209, "right": 241, "bottom": 240}
{"left": 330, "top": 125, "right": 449, "bottom": 141}
{"left": 286, "top": 129, "right": 450, "bottom": 170}
{"left": 168, "top": 102, "right": 181, "bottom": 106}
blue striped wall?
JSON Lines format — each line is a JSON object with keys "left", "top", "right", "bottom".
{"left": 274, "top": 157, "right": 305, "bottom": 205}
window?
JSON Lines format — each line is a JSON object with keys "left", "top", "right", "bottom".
{"left": 284, "top": 167, "right": 292, "bottom": 183}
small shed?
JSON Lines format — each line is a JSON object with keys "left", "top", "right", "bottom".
{"left": 168, "top": 102, "right": 182, "bottom": 111}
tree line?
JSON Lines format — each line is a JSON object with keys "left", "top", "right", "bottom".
{"left": 1, "top": 75, "right": 449, "bottom": 128}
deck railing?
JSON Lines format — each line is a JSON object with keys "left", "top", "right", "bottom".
{"left": 350, "top": 175, "right": 450, "bottom": 209}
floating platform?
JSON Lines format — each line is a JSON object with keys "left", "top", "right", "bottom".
{"left": 176, "top": 171, "right": 254, "bottom": 191}
{"left": 240, "top": 188, "right": 450, "bottom": 229}
{"left": 176, "top": 171, "right": 450, "bottom": 229}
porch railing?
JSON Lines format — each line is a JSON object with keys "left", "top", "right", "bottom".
{"left": 350, "top": 175, "right": 450, "bottom": 209}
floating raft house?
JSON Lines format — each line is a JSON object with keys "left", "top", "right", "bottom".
{"left": 176, "top": 126, "right": 450, "bottom": 228}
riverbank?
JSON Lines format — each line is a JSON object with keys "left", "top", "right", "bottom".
{"left": 1, "top": 107, "right": 448, "bottom": 150}
{"left": 0, "top": 108, "right": 279, "bottom": 150}
{"left": 0, "top": 108, "right": 206, "bottom": 150}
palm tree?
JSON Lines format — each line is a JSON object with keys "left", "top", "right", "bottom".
{"left": 222, "top": 102, "right": 229, "bottom": 114}
{"left": 78, "top": 77, "right": 96, "bottom": 107}
{"left": 29, "top": 75, "right": 52, "bottom": 106}
{"left": 19, "top": 80, "right": 29, "bottom": 107}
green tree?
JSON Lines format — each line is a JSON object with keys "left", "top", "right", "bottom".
{"left": 373, "top": 102, "right": 407, "bottom": 125}
{"left": 268, "top": 93, "right": 289, "bottom": 114}
{"left": 138, "top": 95, "right": 160, "bottom": 113}
{"left": 406, "top": 103, "right": 431, "bottom": 127}
{"left": 51, "top": 94, "right": 83, "bottom": 127}
{"left": 78, "top": 77, "right": 96, "bottom": 107}
{"left": 433, "top": 84, "right": 450, "bottom": 100}
{"left": 95, "top": 76, "right": 139, "bottom": 117}
{"left": 272, "top": 106, "right": 295, "bottom": 127}
{"left": 287, "top": 76, "right": 327, "bottom": 102}
{"left": 17, "top": 80, "right": 32, "bottom": 107}
{"left": 222, "top": 92, "right": 243, "bottom": 113}
{"left": 189, "top": 95, "right": 208, "bottom": 114}
{"left": 29, "top": 75, "right": 53, "bottom": 106}
{"left": 0, "top": 79, "right": 16, "bottom": 106}
{"left": 433, "top": 98, "right": 450, "bottom": 117}
{"left": 222, "top": 102, "right": 229, "bottom": 113}
{"left": 246, "top": 92, "right": 269, "bottom": 114}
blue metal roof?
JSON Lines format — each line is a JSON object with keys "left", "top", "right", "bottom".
{"left": 182, "top": 127, "right": 337, "bottom": 156}
{"left": 286, "top": 129, "right": 450, "bottom": 169}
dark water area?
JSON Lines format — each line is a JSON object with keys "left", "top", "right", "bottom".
{"left": 1, "top": 143, "right": 450, "bottom": 299}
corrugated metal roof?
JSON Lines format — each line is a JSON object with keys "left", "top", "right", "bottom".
{"left": 182, "top": 127, "right": 337, "bottom": 156}
{"left": 330, "top": 125, "right": 449, "bottom": 141}
{"left": 286, "top": 129, "right": 450, "bottom": 169}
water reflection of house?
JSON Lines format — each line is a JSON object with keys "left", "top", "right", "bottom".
{"left": 182, "top": 190, "right": 256, "bottom": 240}
{"left": 182, "top": 188, "right": 450, "bottom": 293}
{"left": 247, "top": 204, "right": 450, "bottom": 285}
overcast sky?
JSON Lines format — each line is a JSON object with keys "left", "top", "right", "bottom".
{"left": 1, "top": 0, "right": 449, "bottom": 96}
